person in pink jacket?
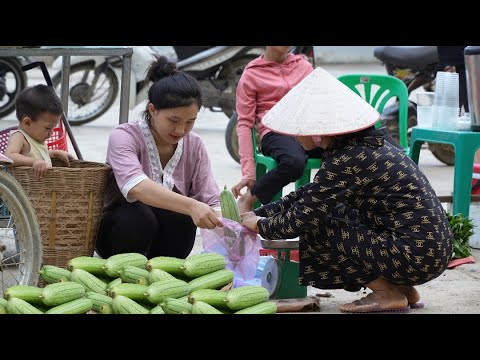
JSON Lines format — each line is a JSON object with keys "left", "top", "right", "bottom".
{"left": 232, "top": 46, "right": 320, "bottom": 213}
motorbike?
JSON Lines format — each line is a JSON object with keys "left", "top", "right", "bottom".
{"left": 49, "top": 45, "right": 314, "bottom": 163}
{"left": 49, "top": 46, "right": 266, "bottom": 126}
{"left": 374, "top": 46, "right": 455, "bottom": 166}
{"left": 0, "top": 57, "right": 29, "bottom": 118}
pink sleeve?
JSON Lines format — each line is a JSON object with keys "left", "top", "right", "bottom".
{"left": 106, "top": 127, "right": 147, "bottom": 200}
{"left": 189, "top": 138, "right": 220, "bottom": 207}
{"left": 236, "top": 72, "right": 257, "bottom": 181}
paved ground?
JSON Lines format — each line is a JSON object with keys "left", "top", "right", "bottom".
{"left": 2, "top": 60, "right": 479, "bottom": 314}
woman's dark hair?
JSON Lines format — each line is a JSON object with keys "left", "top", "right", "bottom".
{"left": 142, "top": 55, "right": 203, "bottom": 123}
{"left": 15, "top": 84, "right": 63, "bottom": 122}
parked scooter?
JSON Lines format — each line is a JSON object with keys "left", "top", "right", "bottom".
{"left": 0, "top": 57, "right": 28, "bottom": 118}
{"left": 50, "top": 46, "right": 265, "bottom": 126}
{"left": 374, "top": 46, "right": 455, "bottom": 165}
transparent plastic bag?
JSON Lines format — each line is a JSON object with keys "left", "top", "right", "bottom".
{"left": 200, "top": 218, "right": 261, "bottom": 280}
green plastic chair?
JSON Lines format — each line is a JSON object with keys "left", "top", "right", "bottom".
{"left": 252, "top": 128, "right": 322, "bottom": 207}
{"left": 337, "top": 74, "right": 410, "bottom": 152}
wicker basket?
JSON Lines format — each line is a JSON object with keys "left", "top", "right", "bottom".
{"left": 9, "top": 159, "right": 110, "bottom": 268}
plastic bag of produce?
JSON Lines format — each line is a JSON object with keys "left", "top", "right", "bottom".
{"left": 200, "top": 218, "right": 261, "bottom": 281}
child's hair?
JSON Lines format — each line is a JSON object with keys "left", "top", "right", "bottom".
{"left": 15, "top": 84, "right": 63, "bottom": 122}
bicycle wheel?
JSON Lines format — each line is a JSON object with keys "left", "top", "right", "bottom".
{"left": 0, "top": 170, "right": 42, "bottom": 293}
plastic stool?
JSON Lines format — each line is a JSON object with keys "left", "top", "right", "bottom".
{"left": 410, "top": 127, "right": 480, "bottom": 217}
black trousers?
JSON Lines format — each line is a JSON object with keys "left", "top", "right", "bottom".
{"left": 298, "top": 204, "right": 452, "bottom": 289}
{"left": 251, "top": 132, "right": 323, "bottom": 205}
{"left": 95, "top": 201, "right": 197, "bottom": 259}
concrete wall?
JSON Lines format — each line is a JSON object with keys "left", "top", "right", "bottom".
{"left": 314, "top": 46, "right": 380, "bottom": 64}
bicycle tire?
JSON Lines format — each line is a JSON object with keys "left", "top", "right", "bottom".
{"left": 0, "top": 170, "right": 42, "bottom": 292}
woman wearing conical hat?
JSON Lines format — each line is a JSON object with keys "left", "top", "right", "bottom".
{"left": 241, "top": 67, "right": 453, "bottom": 313}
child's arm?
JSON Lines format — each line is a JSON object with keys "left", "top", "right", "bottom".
{"left": 49, "top": 149, "right": 74, "bottom": 166}
{"left": 4, "top": 132, "right": 36, "bottom": 167}
{"left": 5, "top": 132, "right": 49, "bottom": 179}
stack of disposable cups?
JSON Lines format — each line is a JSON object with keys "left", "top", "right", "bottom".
{"left": 432, "top": 71, "right": 460, "bottom": 130}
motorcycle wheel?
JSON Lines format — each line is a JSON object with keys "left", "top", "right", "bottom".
{"left": 386, "top": 107, "right": 417, "bottom": 148}
{"left": 225, "top": 112, "right": 262, "bottom": 164}
{"left": 428, "top": 143, "right": 455, "bottom": 166}
{"left": 225, "top": 112, "right": 240, "bottom": 163}
{"left": 51, "top": 62, "right": 119, "bottom": 126}
{"left": 219, "top": 55, "right": 258, "bottom": 119}
{"left": 0, "top": 58, "right": 27, "bottom": 118}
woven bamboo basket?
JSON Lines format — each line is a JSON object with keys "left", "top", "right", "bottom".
{"left": 9, "top": 159, "right": 110, "bottom": 269}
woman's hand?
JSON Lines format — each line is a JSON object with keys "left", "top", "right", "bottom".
{"left": 241, "top": 213, "right": 262, "bottom": 233}
{"left": 231, "top": 179, "right": 256, "bottom": 198}
{"left": 189, "top": 201, "right": 224, "bottom": 229}
{"left": 212, "top": 207, "right": 222, "bottom": 217}
{"left": 240, "top": 211, "right": 257, "bottom": 222}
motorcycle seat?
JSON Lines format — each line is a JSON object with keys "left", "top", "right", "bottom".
{"left": 176, "top": 46, "right": 231, "bottom": 68}
{"left": 374, "top": 46, "right": 439, "bottom": 68}
{"left": 173, "top": 46, "right": 213, "bottom": 61}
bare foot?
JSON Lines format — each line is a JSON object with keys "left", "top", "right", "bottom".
{"left": 237, "top": 191, "right": 257, "bottom": 214}
{"left": 339, "top": 290, "right": 408, "bottom": 313}
{"left": 398, "top": 285, "right": 421, "bottom": 305}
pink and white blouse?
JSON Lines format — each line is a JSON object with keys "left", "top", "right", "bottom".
{"left": 104, "top": 119, "right": 220, "bottom": 210}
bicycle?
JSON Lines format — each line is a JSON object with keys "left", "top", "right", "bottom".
{"left": 0, "top": 149, "right": 42, "bottom": 294}
{"left": 0, "top": 60, "right": 87, "bottom": 294}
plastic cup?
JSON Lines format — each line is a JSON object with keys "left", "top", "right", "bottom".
{"left": 436, "top": 105, "right": 459, "bottom": 130}
{"left": 417, "top": 106, "right": 434, "bottom": 128}
{"left": 417, "top": 91, "right": 435, "bottom": 107}
{"left": 416, "top": 92, "right": 435, "bottom": 128}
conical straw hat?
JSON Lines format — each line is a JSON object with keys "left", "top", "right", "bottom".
{"left": 262, "top": 67, "right": 380, "bottom": 136}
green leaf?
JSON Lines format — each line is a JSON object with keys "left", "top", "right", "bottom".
{"left": 448, "top": 213, "right": 475, "bottom": 259}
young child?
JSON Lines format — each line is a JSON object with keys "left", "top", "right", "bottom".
{"left": 232, "top": 46, "right": 319, "bottom": 213}
{"left": 4, "top": 84, "right": 73, "bottom": 179}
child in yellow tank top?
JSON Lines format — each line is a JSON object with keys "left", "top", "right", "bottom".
{"left": 4, "top": 84, "right": 73, "bottom": 179}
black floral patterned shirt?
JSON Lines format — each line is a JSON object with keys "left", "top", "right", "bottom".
{"left": 254, "top": 128, "right": 453, "bottom": 247}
